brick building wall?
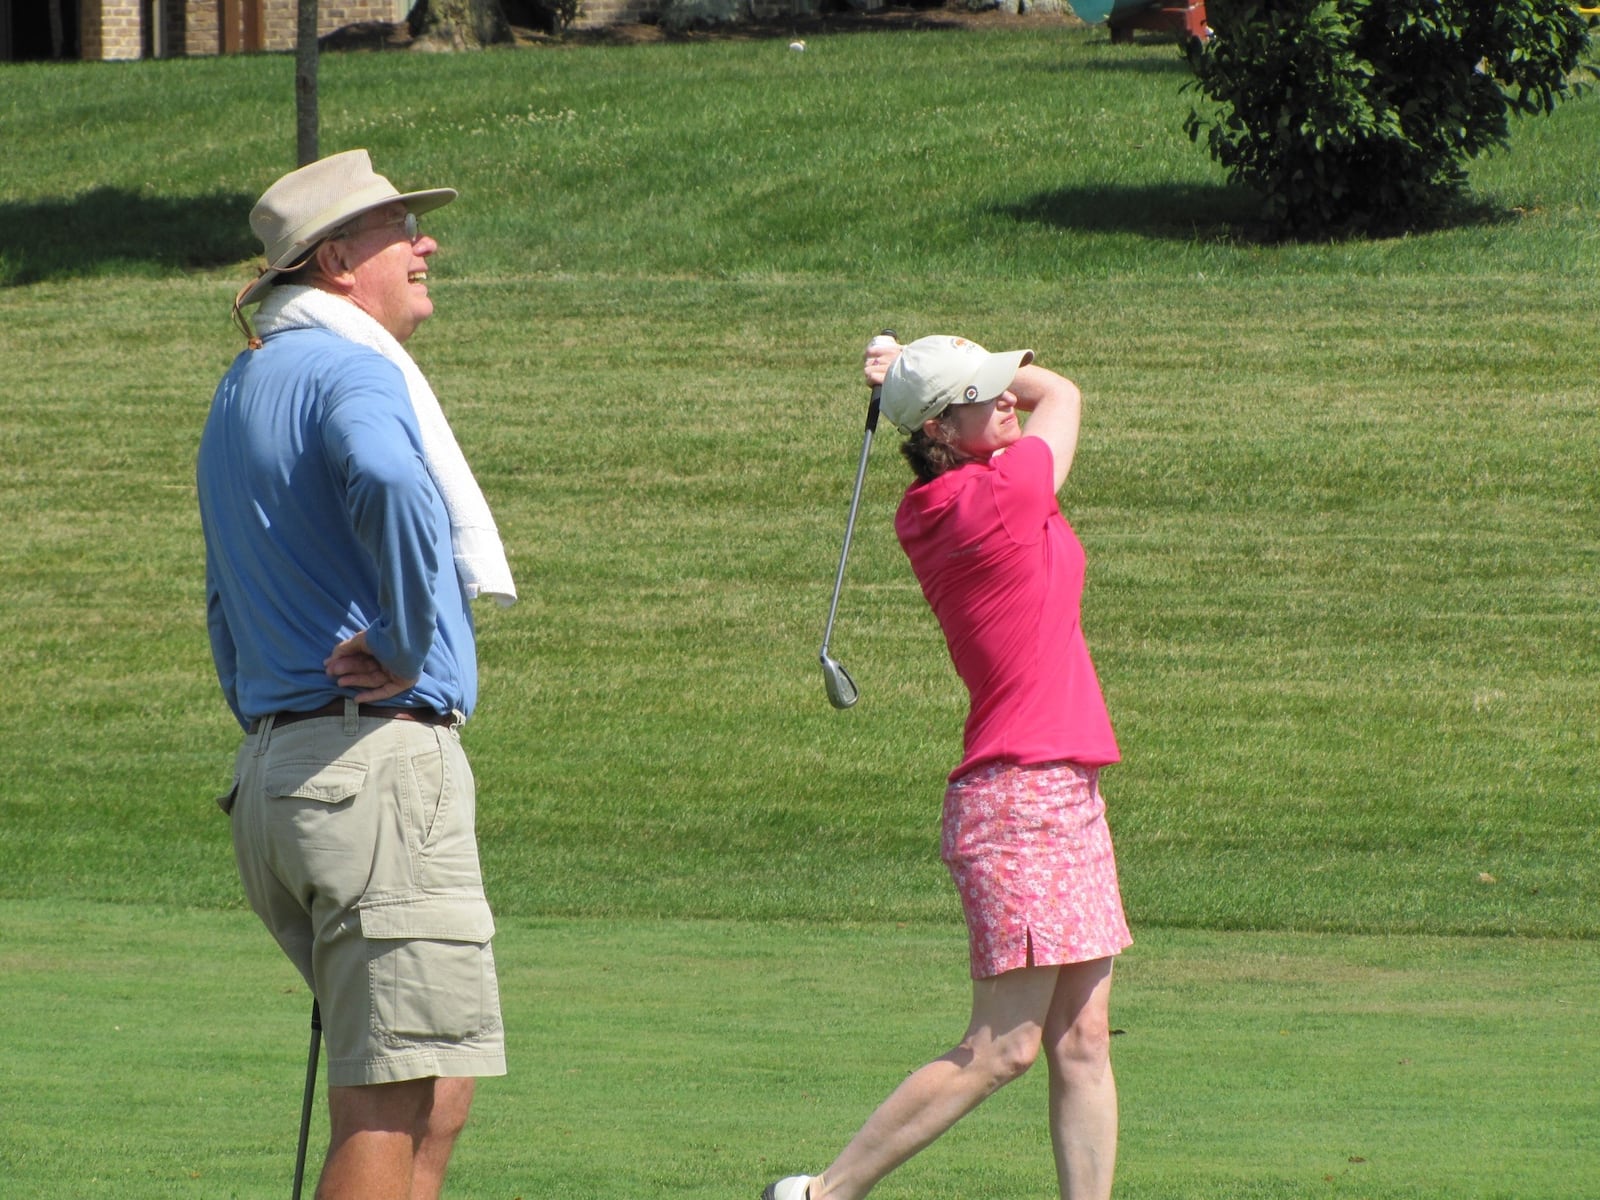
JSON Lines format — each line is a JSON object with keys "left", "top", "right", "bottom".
{"left": 81, "top": 0, "right": 145, "bottom": 60}
{"left": 181, "top": 0, "right": 218, "bottom": 53}
{"left": 570, "top": 0, "right": 662, "bottom": 28}
{"left": 78, "top": 0, "right": 406, "bottom": 60}
{"left": 192, "top": 0, "right": 403, "bottom": 55}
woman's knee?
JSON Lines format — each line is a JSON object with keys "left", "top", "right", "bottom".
{"left": 964, "top": 1023, "right": 1044, "bottom": 1086}
{"left": 960, "top": 965, "right": 1063, "bottom": 1086}
{"left": 1042, "top": 961, "right": 1114, "bottom": 1062}
{"left": 1044, "top": 1006, "right": 1113, "bottom": 1086}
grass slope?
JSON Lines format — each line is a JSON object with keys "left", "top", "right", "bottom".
{"left": 3, "top": 25, "right": 1597, "bottom": 936}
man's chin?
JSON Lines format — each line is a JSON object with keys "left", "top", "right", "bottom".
{"left": 396, "top": 303, "right": 433, "bottom": 344}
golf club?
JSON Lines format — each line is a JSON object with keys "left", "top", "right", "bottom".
{"left": 820, "top": 329, "right": 898, "bottom": 709}
{"left": 292, "top": 999, "right": 322, "bottom": 1200}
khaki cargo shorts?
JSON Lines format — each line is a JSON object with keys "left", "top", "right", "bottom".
{"left": 225, "top": 703, "right": 506, "bottom": 1087}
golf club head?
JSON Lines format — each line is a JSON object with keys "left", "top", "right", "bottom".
{"left": 820, "top": 652, "right": 859, "bottom": 709}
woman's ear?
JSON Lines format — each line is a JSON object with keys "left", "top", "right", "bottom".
{"left": 922, "top": 415, "right": 947, "bottom": 443}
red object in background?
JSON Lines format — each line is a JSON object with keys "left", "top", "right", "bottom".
{"left": 1108, "top": 0, "right": 1208, "bottom": 42}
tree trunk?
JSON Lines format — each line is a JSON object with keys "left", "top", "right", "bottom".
{"left": 296, "top": 0, "right": 319, "bottom": 165}
{"left": 407, "top": 0, "right": 511, "bottom": 50}
{"left": 48, "top": 0, "right": 65, "bottom": 58}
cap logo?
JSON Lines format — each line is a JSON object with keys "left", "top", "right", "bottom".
{"left": 963, "top": 385, "right": 980, "bottom": 402}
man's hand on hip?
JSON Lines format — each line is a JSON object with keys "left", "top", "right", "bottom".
{"left": 324, "top": 630, "right": 419, "bottom": 703}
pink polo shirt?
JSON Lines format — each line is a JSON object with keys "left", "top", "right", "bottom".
{"left": 895, "top": 436, "right": 1119, "bottom": 781}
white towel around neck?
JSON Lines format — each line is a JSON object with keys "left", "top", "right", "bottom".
{"left": 253, "top": 285, "right": 517, "bottom": 607}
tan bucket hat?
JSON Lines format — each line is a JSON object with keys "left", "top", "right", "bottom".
{"left": 235, "top": 148, "right": 457, "bottom": 310}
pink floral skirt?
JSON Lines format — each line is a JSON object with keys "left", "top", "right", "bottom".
{"left": 941, "top": 760, "right": 1132, "bottom": 980}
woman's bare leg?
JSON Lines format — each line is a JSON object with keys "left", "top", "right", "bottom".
{"left": 809, "top": 965, "right": 1062, "bottom": 1200}
{"left": 1042, "top": 957, "right": 1117, "bottom": 1200}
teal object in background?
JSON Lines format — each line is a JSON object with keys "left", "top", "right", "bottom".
{"left": 1074, "top": 0, "right": 1211, "bottom": 41}
{"left": 1068, "top": 0, "right": 1155, "bottom": 22}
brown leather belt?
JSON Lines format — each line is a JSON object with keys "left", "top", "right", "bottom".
{"left": 247, "top": 700, "right": 456, "bottom": 735}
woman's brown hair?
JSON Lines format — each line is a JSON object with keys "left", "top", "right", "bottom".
{"left": 899, "top": 408, "right": 969, "bottom": 485}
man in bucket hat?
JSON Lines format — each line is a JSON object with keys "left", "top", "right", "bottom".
{"left": 198, "top": 150, "right": 515, "bottom": 1199}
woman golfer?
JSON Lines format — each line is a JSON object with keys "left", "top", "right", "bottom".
{"left": 764, "top": 335, "right": 1130, "bottom": 1200}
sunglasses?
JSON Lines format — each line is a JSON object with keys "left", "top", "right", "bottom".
{"left": 335, "top": 210, "right": 420, "bottom": 244}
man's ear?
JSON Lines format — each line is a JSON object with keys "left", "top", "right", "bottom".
{"left": 922, "top": 415, "right": 947, "bottom": 443}
{"left": 313, "top": 239, "right": 355, "bottom": 291}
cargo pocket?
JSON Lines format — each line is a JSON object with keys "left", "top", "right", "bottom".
{"left": 359, "top": 893, "right": 500, "bottom": 1042}
{"left": 266, "top": 760, "right": 368, "bottom": 805}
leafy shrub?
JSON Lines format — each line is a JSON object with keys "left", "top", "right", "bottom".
{"left": 1184, "top": 0, "right": 1592, "bottom": 237}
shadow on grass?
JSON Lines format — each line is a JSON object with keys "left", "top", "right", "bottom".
{"left": 1000, "top": 180, "right": 1260, "bottom": 242}
{"left": 548, "top": 2, "right": 1095, "bottom": 44}
{"left": 0, "top": 188, "right": 257, "bottom": 287}
{"left": 1060, "top": 46, "right": 1197, "bottom": 71}
{"left": 1002, "top": 180, "right": 1526, "bottom": 243}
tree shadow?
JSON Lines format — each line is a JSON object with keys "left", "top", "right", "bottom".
{"left": 999, "top": 180, "right": 1261, "bottom": 242}
{"left": 1061, "top": 49, "right": 1196, "bottom": 73}
{"left": 1003, "top": 180, "right": 1529, "bottom": 244}
{"left": 0, "top": 188, "right": 257, "bottom": 287}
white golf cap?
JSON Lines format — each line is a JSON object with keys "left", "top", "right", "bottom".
{"left": 880, "top": 335, "right": 1034, "bottom": 434}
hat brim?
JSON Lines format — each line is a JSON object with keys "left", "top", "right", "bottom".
{"left": 952, "top": 348, "right": 1034, "bottom": 407}
{"left": 236, "top": 186, "right": 458, "bottom": 309}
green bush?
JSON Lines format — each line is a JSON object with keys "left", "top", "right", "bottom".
{"left": 1184, "top": 0, "right": 1592, "bottom": 236}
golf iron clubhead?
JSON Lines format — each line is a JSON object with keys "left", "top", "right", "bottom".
{"left": 820, "top": 650, "right": 859, "bottom": 709}
{"left": 818, "top": 330, "right": 897, "bottom": 710}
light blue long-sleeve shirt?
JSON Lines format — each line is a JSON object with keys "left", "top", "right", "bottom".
{"left": 198, "top": 327, "right": 476, "bottom": 729}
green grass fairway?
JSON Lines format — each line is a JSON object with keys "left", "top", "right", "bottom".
{"left": 4, "top": 902, "right": 1596, "bottom": 1200}
{"left": 1, "top": 16, "right": 1597, "bottom": 1197}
